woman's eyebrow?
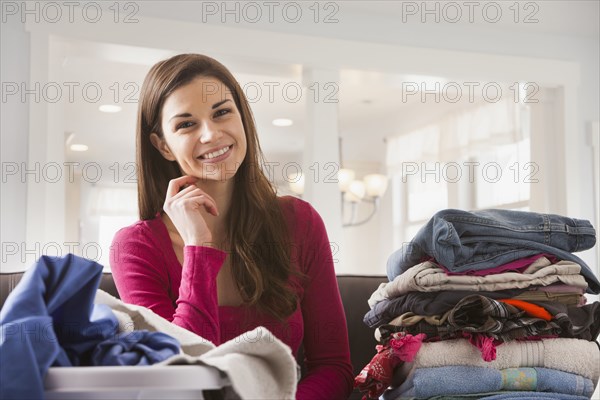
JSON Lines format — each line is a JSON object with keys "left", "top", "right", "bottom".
{"left": 168, "top": 112, "right": 192, "bottom": 122}
{"left": 212, "top": 99, "right": 231, "bottom": 109}
{"left": 168, "top": 99, "right": 232, "bottom": 122}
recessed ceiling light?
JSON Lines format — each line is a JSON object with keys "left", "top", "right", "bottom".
{"left": 70, "top": 144, "right": 89, "bottom": 152}
{"left": 272, "top": 118, "right": 293, "bottom": 127}
{"left": 99, "top": 105, "right": 122, "bottom": 113}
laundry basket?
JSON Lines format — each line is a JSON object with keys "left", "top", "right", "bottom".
{"left": 44, "top": 365, "right": 231, "bottom": 400}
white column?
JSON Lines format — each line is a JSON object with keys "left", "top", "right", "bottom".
{"left": 26, "top": 32, "right": 66, "bottom": 261}
{"left": 46, "top": 39, "right": 66, "bottom": 247}
{"left": 529, "top": 87, "right": 566, "bottom": 214}
{"left": 301, "top": 68, "right": 346, "bottom": 272}
{"left": 1, "top": 18, "right": 30, "bottom": 272}
{"left": 562, "top": 84, "right": 581, "bottom": 216}
{"left": 26, "top": 32, "right": 51, "bottom": 249}
{"left": 591, "top": 121, "right": 600, "bottom": 290}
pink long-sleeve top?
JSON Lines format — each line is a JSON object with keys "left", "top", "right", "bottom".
{"left": 110, "top": 196, "right": 354, "bottom": 399}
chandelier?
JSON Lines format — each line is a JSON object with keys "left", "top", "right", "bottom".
{"left": 287, "top": 137, "right": 388, "bottom": 227}
{"left": 338, "top": 169, "right": 388, "bottom": 227}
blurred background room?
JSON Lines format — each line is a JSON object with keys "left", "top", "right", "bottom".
{"left": 2, "top": 0, "right": 598, "bottom": 286}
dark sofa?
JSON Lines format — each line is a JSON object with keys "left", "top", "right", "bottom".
{"left": 0, "top": 272, "right": 386, "bottom": 400}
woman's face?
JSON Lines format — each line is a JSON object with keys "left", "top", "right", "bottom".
{"left": 151, "top": 76, "right": 247, "bottom": 182}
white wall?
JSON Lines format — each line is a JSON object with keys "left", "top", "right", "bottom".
{"left": 1, "top": 18, "right": 29, "bottom": 272}
{"left": 340, "top": 160, "right": 392, "bottom": 276}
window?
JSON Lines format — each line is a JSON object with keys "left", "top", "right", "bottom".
{"left": 78, "top": 184, "right": 138, "bottom": 269}
{"left": 387, "top": 99, "right": 531, "bottom": 247}
{"left": 98, "top": 215, "right": 138, "bottom": 268}
{"left": 474, "top": 138, "right": 531, "bottom": 210}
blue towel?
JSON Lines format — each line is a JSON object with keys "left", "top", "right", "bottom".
{"left": 391, "top": 390, "right": 590, "bottom": 400}
{"left": 386, "top": 365, "right": 594, "bottom": 399}
{"left": 0, "top": 254, "right": 180, "bottom": 399}
{"left": 425, "top": 392, "right": 592, "bottom": 400}
{"left": 476, "top": 392, "right": 591, "bottom": 400}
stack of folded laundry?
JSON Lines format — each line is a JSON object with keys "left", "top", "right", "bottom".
{"left": 355, "top": 209, "right": 600, "bottom": 400}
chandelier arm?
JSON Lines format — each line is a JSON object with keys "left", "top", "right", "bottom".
{"left": 342, "top": 197, "right": 380, "bottom": 227}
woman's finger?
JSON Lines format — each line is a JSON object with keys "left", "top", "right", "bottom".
{"left": 168, "top": 184, "right": 198, "bottom": 201}
{"left": 167, "top": 178, "right": 218, "bottom": 206}
{"left": 180, "top": 195, "right": 219, "bottom": 217}
{"left": 172, "top": 186, "right": 219, "bottom": 216}
{"left": 166, "top": 175, "right": 198, "bottom": 199}
{"left": 173, "top": 185, "right": 218, "bottom": 211}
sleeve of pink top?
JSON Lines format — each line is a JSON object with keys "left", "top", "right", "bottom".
{"left": 110, "top": 225, "right": 227, "bottom": 345}
{"left": 294, "top": 201, "right": 354, "bottom": 400}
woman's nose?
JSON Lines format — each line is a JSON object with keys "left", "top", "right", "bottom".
{"left": 199, "top": 121, "right": 222, "bottom": 143}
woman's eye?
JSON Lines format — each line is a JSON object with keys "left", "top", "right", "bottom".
{"left": 214, "top": 108, "right": 231, "bottom": 118}
{"left": 176, "top": 121, "right": 194, "bottom": 131}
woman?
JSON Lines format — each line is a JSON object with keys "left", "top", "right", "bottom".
{"left": 110, "top": 53, "right": 354, "bottom": 399}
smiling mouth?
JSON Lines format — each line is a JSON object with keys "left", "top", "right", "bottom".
{"left": 197, "top": 145, "right": 232, "bottom": 160}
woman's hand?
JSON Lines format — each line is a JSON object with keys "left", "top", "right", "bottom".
{"left": 163, "top": 175, "right": 219, "bottom": 246}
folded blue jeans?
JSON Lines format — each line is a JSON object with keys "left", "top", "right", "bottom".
{"left": 386, "top": 209, "right": 600, "bottom": 294}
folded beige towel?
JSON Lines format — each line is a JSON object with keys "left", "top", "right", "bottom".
{"left": 95, "top": 289, "right": 297, "bottom": 399}
{"left": 406, "top": 338, "right": 600, "bottom": 386}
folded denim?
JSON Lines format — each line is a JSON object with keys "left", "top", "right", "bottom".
{"left": 386, "top": 209, "right": 599, "bottom": 294}
{"left": 438, "top": 253, "right": 556, "bottom": 276}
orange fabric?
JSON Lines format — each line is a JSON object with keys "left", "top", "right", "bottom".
{"left": 499, "top": 299, "right": 552, "bottom": 321}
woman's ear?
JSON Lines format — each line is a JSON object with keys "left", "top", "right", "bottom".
{"left": 150, "top": 133, "right": 177, "bottom": 161}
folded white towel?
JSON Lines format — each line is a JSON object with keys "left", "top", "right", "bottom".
{"left": 407, "top": 338, "right": 600, "bottom": 386}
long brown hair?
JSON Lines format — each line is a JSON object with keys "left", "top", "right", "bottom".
{"left": 136, "top": 54, "right": 300, "bottom": 321}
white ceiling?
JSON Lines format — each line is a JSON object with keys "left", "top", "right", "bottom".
{"left": 57, "top": 1, "right": 599, "bottom": 170}
{"left": 129, "top": 1, "right": 600, "bottom": 39}
{"left": 340, "top": 1, "right": 599, "bottom": 38}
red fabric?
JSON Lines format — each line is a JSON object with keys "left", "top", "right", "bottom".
{"left": 110, "top": 196, "right": 353, "bottom": 400}
{"left": 355, "top": 345, "right": 401, "bottom": 400}
{"left": 389, "top": 333, "right": 426, "bottom": 362}
{"left": 354, "top": 333, "right": 426, "bottom": 400}
{"left": 499, "top": 299, "right": 553, "bottom": 321}
{"left": 462, "top": 332, "right": 501, "bottom": 362}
